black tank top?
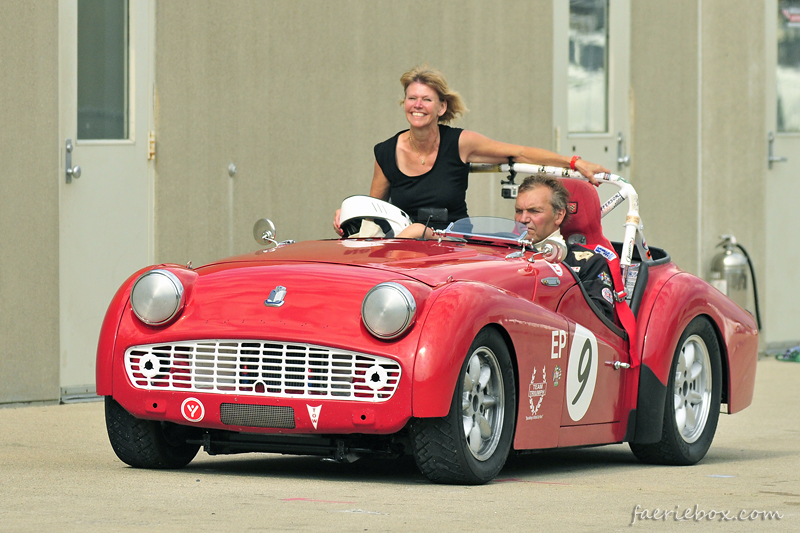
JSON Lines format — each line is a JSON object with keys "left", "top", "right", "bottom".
{"left": 374, "top": 125, "right": 469, "bottom": 228}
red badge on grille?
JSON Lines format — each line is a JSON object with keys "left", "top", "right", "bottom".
{"left": 181, "top": 398, "right": 205, "bottom": 422}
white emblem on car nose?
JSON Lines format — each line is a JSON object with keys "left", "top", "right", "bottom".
{"left": 265, "top": 285, "right": 287, "bottom": 307}
{"left": 307, "top": 405, "right": 321, "bottom": 429}
{"left": 365, "top": 365, "right": 389, "bottom": 391}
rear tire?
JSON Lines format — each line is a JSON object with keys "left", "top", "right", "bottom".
{"left": 630, "top": 317, "right": 721, "bottom": 465}
{"left": 105, "top": 397, "right": 200, "bottom": 469}
{"left": 410, "top": 328, "right": 515, "bottom": 484}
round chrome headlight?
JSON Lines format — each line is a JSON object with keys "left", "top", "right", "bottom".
{"left": 130, "top": 269, "right": 185, "bottom": 326}
{"left": 361, "top": 282, "right": 416, "bottom": 339}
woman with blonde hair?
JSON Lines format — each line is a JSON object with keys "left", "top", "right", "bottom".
{"left": 334, "top": 64, "right": 608, "bottom": 233}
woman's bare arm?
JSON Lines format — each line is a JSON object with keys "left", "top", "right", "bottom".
{"left": 459, "top": 130, "right": 609, "bottom": 184}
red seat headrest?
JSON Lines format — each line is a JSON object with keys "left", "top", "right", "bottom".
{"left": 560, "top": 179, "right": 611, "bottom": 250}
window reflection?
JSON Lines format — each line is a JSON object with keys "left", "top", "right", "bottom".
{"left": 77, "top": 0, "right": 128, "bottom": 140}
{"left": 778, "top": 1, "right": 800, "bottom": 132}
{"left": 569, "top": 0, "right": 608, "bottom": 134}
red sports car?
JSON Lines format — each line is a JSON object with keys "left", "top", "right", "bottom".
{"left": 97, "top": 165, "right": 758, "bottom": 484}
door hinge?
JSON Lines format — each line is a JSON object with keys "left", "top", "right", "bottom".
{"left": 768, "top": 131, "right": 787, "bottom": 169}
{"left": 65, "top": 139, "right": 81, "bottom": 183}
{"left": 617, "top": 131, "right": 631, "bottom": 170}
{"left": 148, "top": 131, "right": 156, "bottom": 160}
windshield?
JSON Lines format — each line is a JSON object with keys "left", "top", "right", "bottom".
{"left": 444, "top": 217, "right": 530, "bottom": 245}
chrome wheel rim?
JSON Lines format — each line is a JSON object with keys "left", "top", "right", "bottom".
{"left": 461, "top": 346, "right": 504, "bottom": 461}
{"left": 673, "top": 334, "right": 712, "bottom": 443}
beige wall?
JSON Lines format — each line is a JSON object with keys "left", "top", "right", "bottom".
{"left": 154, "top": 0, "right": 766, "bottom": 284}
{"left": 630, "top": 0, "right": 700, "bottom": 272}
{"left": 700, "top": 0, "right": 766, "bottom": 298}
{"left": 154, "top": 0, "right": 553, "bottom": 266}
{"left": 0, "top": 1, "right": 60, "bottom": 403}
{"left": 631, "top": 0, "right": 766, "bottom": 309}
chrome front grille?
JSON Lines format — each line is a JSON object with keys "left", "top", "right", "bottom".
{"left": 124, "top": 340, "right": 402, "bottom": 401}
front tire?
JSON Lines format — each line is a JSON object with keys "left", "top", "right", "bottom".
{"left": 630, "top": 317, "right": 722, "bottom": 465}
{"left": 105, "top": 397, "right": 200, "bottom": 469}
{"left": 410, "top": 328, "right": 516, "bottom": 484}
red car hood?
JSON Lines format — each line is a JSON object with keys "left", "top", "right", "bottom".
{"left": 201, "top": 239, "right": 517, "bottom": 288}
{"left": 113, "top": 238, "right": 532, "bottom": 352}
{"left": 115, "top": 238, "right": 535, "bottom": 350}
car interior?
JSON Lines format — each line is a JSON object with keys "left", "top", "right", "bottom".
{"left": 560, "top": 179, "right": 643, "bottom": 332}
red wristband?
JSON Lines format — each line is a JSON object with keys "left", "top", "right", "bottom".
{"left": 570, "top": 156, "right": 581, "bottom": 171}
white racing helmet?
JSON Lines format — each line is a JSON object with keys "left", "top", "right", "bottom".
{"left": 339, "top": 195, "right": 413, "bottom": 238}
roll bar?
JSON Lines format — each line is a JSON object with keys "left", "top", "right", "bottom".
{"left": 469, "top": 163, "right": 651, "bottom": 277}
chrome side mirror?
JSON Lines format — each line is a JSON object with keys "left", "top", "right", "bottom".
{"left": 540, "top": 239, "right": 568, "bottom": 264}
{"left": 253, "top": 218, "right": 277, "bottom": 246}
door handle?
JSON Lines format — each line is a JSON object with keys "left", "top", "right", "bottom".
{"left": 617, "top": 131, "right": 631, "bottom": 170}
{"left": 768, "top": 131, "right": 787, "bottom": 169}
{"left": 65, "top": 139, "right": 81, "bottom": 183}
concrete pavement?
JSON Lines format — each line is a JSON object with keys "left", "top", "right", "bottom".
{"left": 0, "top": 356, "right": 797, "bottom": 532}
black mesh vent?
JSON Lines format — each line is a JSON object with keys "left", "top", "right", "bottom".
{"left": 220, "top": 403, "right": 296, "bottom": 429}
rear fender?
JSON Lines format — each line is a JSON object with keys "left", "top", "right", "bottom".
{"left": 632, "top": 272, "right": 758, "bottom": 443}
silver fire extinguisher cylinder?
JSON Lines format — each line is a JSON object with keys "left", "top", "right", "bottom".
{"left": 709, "top": 235, "right": 749, "bottom": 310}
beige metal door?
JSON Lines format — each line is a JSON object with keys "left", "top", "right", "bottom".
{"left": 765, "top": 0, "right": 800, "bottom": 348}
{"left": 59, "top": 0, "right": 153, "bottom": 400}
{"left": 553, "top": 0, "right": 631, "bottom": 242}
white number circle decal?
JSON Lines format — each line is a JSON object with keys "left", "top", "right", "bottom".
{"left": 566, "top": 324, "right": 598, "bottom": 421}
